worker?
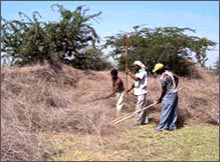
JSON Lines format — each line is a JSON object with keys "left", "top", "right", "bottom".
{"left": 105, "top": 69, "right": 125, "bottom": 117}
{"left": 152, "top": 63, "right": 179, "bottom": 131}
{"left": 126, "top": 61, "right": 149, "bottom": 126}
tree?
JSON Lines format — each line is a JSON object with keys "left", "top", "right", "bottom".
{"left": 1, "top": 12, "right": 50, "bottom": 65}
{"left": 104, "top": 26, "right": 217, "bottom": 76}
{"left": 45, "top": 4, "right": 102, "bottom": 64}
{"left": 1, "top": 4, "right": 110, "bottom": 70}
{"left": 64, "top": 47, "right": 112, "bottom": 70}
{"left": 213, "top": 57, "right": 219, "bottom": 75}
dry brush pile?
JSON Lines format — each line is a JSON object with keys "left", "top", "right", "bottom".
{"left": 1, "top": 63, "right": 219, "bottom": 161}
{"left": 1, "top": 64, "right": 123, "bottom": 161}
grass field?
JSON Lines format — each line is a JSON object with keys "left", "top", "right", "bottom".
{"left": 46, "top": 123, "right": 219, "bottom": 161}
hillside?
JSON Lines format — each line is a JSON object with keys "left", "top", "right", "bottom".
{"left": 1, "top": 63, "right": 219, "bottom": 161}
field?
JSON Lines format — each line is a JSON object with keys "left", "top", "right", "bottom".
{"left": 1, "top": 63, "right": 219, "bottom": 161}
{"left": 46, "top": 124, "right": 219, "bottom": 161}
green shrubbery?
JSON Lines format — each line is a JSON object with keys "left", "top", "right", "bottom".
{"left": 1, "top": 4, "right": 217, "bottom": 75}
{"left": 1, "top": 4, "right": 110, "bottom": 70}
{"left": 105, "top": 27, "right": 217, "bottom": 76}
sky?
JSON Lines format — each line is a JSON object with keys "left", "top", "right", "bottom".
{"left": 1, "top": 1, "right": 219, "bottom": 67}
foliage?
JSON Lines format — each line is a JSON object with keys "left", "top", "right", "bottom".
{"left": 104, "top": 26, "right": 217, "bottom": 76}
{"left": 1, "top": 4, "right": 110, "bottom": 70}
{"left": 213, "top": 57, "right": 219, "bottom": 75}
{"left": 2, "top": 11, "right": 51, "bottom": 65}
{"left": 65, "top": 47, "right": 113, "bottom": 70}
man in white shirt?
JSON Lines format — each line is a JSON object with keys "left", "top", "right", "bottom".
{"left": 126, "top": 61, "right": 148, "bottom": 126}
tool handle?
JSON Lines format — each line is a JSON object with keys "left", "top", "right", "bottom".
{"left": 112, "top": 102, "right": 157, "bottom": 124}
{"left": 112, "top": 87, "right": 184, "bottom": 124}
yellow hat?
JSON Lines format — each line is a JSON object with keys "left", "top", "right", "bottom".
{"left": 152, "top": 63, "right": 164, "bottom": 73}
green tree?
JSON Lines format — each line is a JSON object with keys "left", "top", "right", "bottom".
{"left": 64, "top": 47, "right": 112, "bottom": 70}
{"left": 213, "top": 57, "right": 219, "bottom": 75}
{"left": 1, "top": 4, "right": 110, "bottom": 70}
{"left": 1, "top": 12, "right": 49, "bottom": 65}
{"left": 104, "top": 26, "right": 217, "bottom": 76}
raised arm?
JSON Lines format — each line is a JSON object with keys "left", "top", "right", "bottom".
{"left": 125, "top": 68, "right": 140, "bottom": 81}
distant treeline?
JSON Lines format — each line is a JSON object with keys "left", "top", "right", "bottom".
{"left": 1, "top": 4, "right": 218, "bottom": 76}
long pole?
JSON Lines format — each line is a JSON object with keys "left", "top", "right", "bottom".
{"left": 125, "top": 36, "right": 129, "bottom": 91}
{"left": 112, "top": 87, "right": 184, "bottom": 124}
{"left": 112, "top": 102, "right": 157, "bottom": 124}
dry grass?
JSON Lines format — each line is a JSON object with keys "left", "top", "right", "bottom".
{"left": 1, "top": 63, "right": 219, "bottom": 161}
{"left": 145, "top": 63, "right": 219, "bottom": 126}
{"left": 1, "top": 63, "right": 128, "bottom": 160}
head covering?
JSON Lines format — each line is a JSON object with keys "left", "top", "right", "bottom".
{"left": 133, "top": 61, "right": 145, "bottom": 70}
{"left": 152, "top": 63, "right": 164, "bottom": 73}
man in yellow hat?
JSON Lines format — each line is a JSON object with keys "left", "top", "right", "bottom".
{"left": 152, "top": 63, "right": 179, "bottom": 131}
{"left": 126, "top": 60, "right": 149, "bottom": 126}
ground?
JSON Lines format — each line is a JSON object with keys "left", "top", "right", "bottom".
{"left": 45, "top": 123, "right": 219, "bottom": 161}
{"left": 1, "top": 63, "right": 219, "bottom": 161}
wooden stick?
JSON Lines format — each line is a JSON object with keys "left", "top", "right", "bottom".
{"left": 112, "top": 111, "right": 134, "bottom": 123}
{"left": 112, "top": 87, "right": 184, "bottom": 124}
{"left": 112, "top": 102, "right": 153, "bottom": 123}
{"left": 125, "top": 36, "right": 129, "bottom": 91}
{"left": 173, "top": 87, "right": 183, "bottom": 93}
{"left": 112, "top": 102, "right": 158, "bottom": 124}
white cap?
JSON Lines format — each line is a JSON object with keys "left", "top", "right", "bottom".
{"left": 133, "top": 60, "right": 145, "bottom": 70}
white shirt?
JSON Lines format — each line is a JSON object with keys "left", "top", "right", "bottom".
{"left": 160, "top": 70, "right": 177, "bottom": 93}
{"left": 133, "top": 69, "right": 148, "bottom": 95}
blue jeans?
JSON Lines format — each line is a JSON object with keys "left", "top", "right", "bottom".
{"left": 157, "top": 92, "right": 178, "bottom": 131}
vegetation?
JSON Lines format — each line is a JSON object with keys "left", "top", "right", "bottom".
{"left": 1, "top": 3, "right": 219, "bottom": 161}
{"left": 213, "top": 57, "right": 219, "bottom": 75}
{"left": 1, "top": 63, "right": 219, "bottom": 161}
{"left": 1, "top": 4, "right": 111, "bottom": 70}
{"left": 47, "top": 124, "right": 219, "bottom": 161}
{"left": 104, "top": 26, "right": 217, "bottom": 76}
{"left": 1, "top": 4, "right": 217, "bottom": 74}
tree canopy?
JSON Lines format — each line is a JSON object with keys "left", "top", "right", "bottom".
{"left": 104, "top": 26, "right": 217, "bottom": 76}
{"left": 1, "top": 5, "right": 217, "bottom": 75}
{"left": 1, "top": 4, "right": 111, "bottom": 70}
